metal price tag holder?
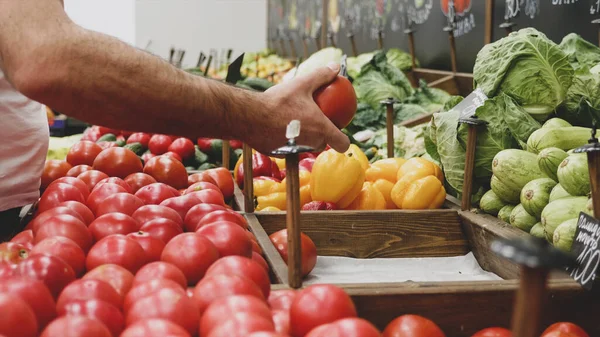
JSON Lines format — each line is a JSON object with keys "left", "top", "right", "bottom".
{"left": 380, "top": 98, "right": 400, "bottom": 159}
{"left": 458, "top": 116, "right": 487, "bottom": 211}
{"left": 345, "top": 14, "right": 359, "bottom": 57}
{"left": 270, "top": 120, "right": 315, "bottom": 289}
{"left": 573, "top": 126, "right": 600, "bottom": 217}
{"left": 443, "top": 0, "right": 458, "bottom": 73}
{"left": 500, "top": 0, "right": 519, "bottom": 36}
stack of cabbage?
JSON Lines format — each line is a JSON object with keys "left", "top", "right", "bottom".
{"left": 480, "top": 117, "right": 594, "bottom": 252}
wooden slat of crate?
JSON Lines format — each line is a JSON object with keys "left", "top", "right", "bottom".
{"left": 256, "top": 210, "right": 470, "bottom": 259}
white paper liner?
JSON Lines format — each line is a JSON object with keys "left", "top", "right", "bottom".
{"left": 302, "top": 252, "right": 503, "bottom": 284}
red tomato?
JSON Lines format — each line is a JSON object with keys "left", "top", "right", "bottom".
{"left": 38, "top": 183, "right": 85, "bottom": 213}
{"left": 126, "top": 287, "right": 200, "bottom": 336}
{"left": 542, "top": 323, "right": 589, "bottom": 337}
{"left": 0, "top": 243, "right": 29, "bottom": 264}
{"left": 205, "top": 168, "right": 235, "bottom": 200}
{"left": 290, "top": 284, "right": 357, "bottom": 337}
{"left": 127, "top": 231, "right": 166, "bottom": 262}
{"left": 199, "top": 295, "right": 272, "bottom": 337}
{"left": 140, "top": 218, "right": 183, "bottom": 244}
{"left": 252, "top": 251, "right": 269, "bottom": 272}
{"left": 58, "top": 299, "right": 124, "bottom": 337}
{"left": 382, "top": 315, "right": 446, "bottom": 337}
{"left": 313, "top": 76, "right": 357, "bottom": 129}
{"left": 159, "top": 194, "right": 202, "bottom": 221}
{"left": 269, "top": 229, "right": 317, "bottom": 278}
{"left": 125, "top": 173, "right": 157, "bottom": 193}
{"left": 192, "top": 274, "right": 264, "bottom": 316}
{"left": 93, "top": 147, "right": 143, "bottom": 178}
{"left": 49, "top": 177, "right": 90, "bottom": 200}
{"left": 66, "top": 164, "right": 93, "bottom": 177}
{"left": 305, "top": 318, "right": 381, "bottom": 337}
{"left": 29, "top": 208, "right": 85, "bottom": 233}
{"left": 197, "top": 221, "right": 253, "bottom": 258}
{"left": 195, "top": 210, "right": 248, "bottom": 230}
{"left": 87, "top": 183, "right": 128, "bottom": 215}
{"left": 93, "top": 177, "right": 133, "bottom": 193}
{"left": 86, "top": 234, "right": 147, "bottom": 273}
{"left": 248, "top": 333, "right": 290, "bottom": 337}
{"left": 89, "top": 213, "right": 140, "bottom": 241}
{"left": 77, "top": 170, "right": 110, "bottom": 191}
{"left": 0, "top": 293, "right": 38, "bottom": 337}
{"left": 57, "top": 201, "right": 95, "bottom": 225}
{"left": 83, "top": 264, "right": 135, "bottom": 299}
{"left": 143, "top": 156, "right": 188, "bottom": 189}
{"left": 31, "top": 237, "right": 86, "bottom": 276}
{"left": 10, "top": 230, "right": 34, "bottom": 250}
{"left": 185, "top": 181, "right": 223, "bottom": 196}
{"left": 123, "top": 279, "right": 185, "bottom": 314}
{"left": 141, "top": 152, "right": 156, "bottom": 163}
{"left": 34, "top": 214, "right": 93, "bottom": 253}
{"left": 17, "top": 254, "right": 76, "bottom": 298}
{"left": 41, "top": 160, "right": 73, "bottom": 190}
{"left": 188, "top": 171, "right": 218, "bottom": 186}
{"left": 40, "top": 315, "right": 111, "bottom": 337}
{"left": 186, "top": 189, "right": 225, "bottom": 207}
{"left": 183, "top": 204, "right": 227, "bottom": 232}
{"left": 132, "top": 204, "right": 183, "bottom": 226}
{"left": 161, "top": 233, "right": 219, "bottom": 285}
{"left": 269, "top": 289, "right": 297, "bottom": 312}
{"left": 135, "top": 183, "right": 180, "bottom": 205}
{"left": 205, "top": 312, "right": 275, "bottom": 337}
{"left": 127, "top": 133, "right": 152, "bottom": 148}
{"left": 57, "top": 278, "right": 122, "bottom": 312}
{"left": 67, "top": 141, "right": 103, "bottom": 166}
{"left": 205, "top": 256, "right": 270, "bottom": 299}
{"left": 272, "top": 310, "right": 290, "bottom": 335}
{"left": 163, "top": 151, "right": 183, "bottom": 162}
{"left": 542, "top": 332, "right": 579, "bottom": 337}
{"left": 168, "top": 138, "right": 195, "bottom": 160}
{"left": 97, "top": 126, "right": 119, "bottom": 135}
{"left": 120, "top": 319, "right": 192, "bottom": 337}
{"left": 0, "top": 276, "right": 56, "bottom": 329}
{"left": 148, "top": 134, "right": 173, "bottom": 155}
{"left": 97, "top": 141, "right": 119, "bottom": 150}
{"left": 133, "top": 261, "right": 187, "bottom": 288}
{"left": 96, "top": 193, "right": 144, "bottom": 217}
{"left": 471, "top": 328, "right": 512, "bottom": 337}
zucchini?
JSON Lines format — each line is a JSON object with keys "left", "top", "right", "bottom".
{"left": 498, "top": 204, "right": 515, "bottom": 223}
{"left": 491, "top": 150, "right": 545, "bottom": 204}
{"left": 97, "top": 133, "right": 117, "bottom": 142}
{"left": 549, "top": 184, "right": 571, "bottom": 202}
{"left": 542, "top": 118, "right": 572, "bottom": 129}
{"left": 557, "top": 154, "right": 590, "bottom": 196}
{"left": 536, "top": 147, "right": 568, "bottom": 182}
{"left": 553, "top": 218, "right": 578, "bottom": 252}
{"left": 240, "top": 77, "right": 275, "bottom": 91}
{"left": 530, "top": 222, "right": 545, "bottom": 239}
{"left": 510, "top": 204, "right": 537, "bottom": 232}
{"left": 541, "top": 196, "right": 588, "bottom": 241}
{"left": 520, "top": 178, "right": 556, "bottom": 219}
{"left": 526, "top": 127, "right": 597, "bottom": 154}
{"left": 479, "top": 190, "right": 506, "bottom": 216}
{"left": 123, "top": 142, "right": 145, "bottom": 156}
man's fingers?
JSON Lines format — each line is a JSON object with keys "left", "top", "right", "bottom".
{"left": 324, "top": 121, "right": 350, "bottom": 153}
{"left": 296, "top": 63, "right": 340, "bottom": 94}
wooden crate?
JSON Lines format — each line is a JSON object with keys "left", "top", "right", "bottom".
{"left": 237, "top": 190, "right": 599, "bottom": 337}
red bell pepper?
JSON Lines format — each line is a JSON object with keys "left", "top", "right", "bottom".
{"left": 197, "top": 138, "right": 213, "bottom": 152}
{"left": 271, "top": 161, "right": 282, "bottom": 180}
{"left": 229, "top": 140, "right": 243, "bottom": 149}
{"left": 81, "top": 126, "right": 103, "bottom": 142}
{"left": 279, "top": 169, "right": 286, "bottom": 180}
{"left": 236, "top": 152, "right": 274, "bottom": 188}
{"left": 255, "top": 176, "right": 281, "bottom": 183}
{"left": 301, "top": 201, "right": 337, "bottom": 211}
{"left": 299, "top": 152, "right": 317, "bottom": 160}
{"left": 299, "top": 158, "right": 315, "bottom": 172}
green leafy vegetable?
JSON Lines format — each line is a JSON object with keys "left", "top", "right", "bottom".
{"left": 404, "top": 80, "right": 452, "bottom": 113}
{"left": 346, "top": 103, "right": 384, "bottom": 134}
{"left": 347, "top": 53, "right": 375, "bottom": 79}
{"left": 473, "top": 28, "right": 574, "bottom": 118}
{"left": 386, "top": 48, "right": 419, "bottom": 71}
{"left": 559, "top": 33, "right": 600, "bottom": 72}
{"left": 563, "top": 70, "right": 600, "bottom": 127}
{"left": 295, "top": 47, "right": 342, "bottom": 77}
{"left": 370, "top": 124, "right": 427, "bottom": 159}
{"left": 353, "top": 51, "right": 414, "bottom": 108}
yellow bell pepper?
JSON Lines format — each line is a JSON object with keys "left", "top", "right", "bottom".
{"left": 256, "top": 192, "right": 287, "bottom": 211}
{"left": 281, "top": 170, "right": 311, "bottom": 188}
{"left": 391, "top": 175, "right": 446, "bottom": 209}
{"left": 300, "top": 185, "right": 312, "bottom": 208}
{"left": 397, "top": 157, "right": 443, "bottom": 183}
{"left": 274, "top": 157, "right": 286, "bottom": 170}
{"left": 260, "top": 206, "right": 281, "bottom": 212}
{"left": 310, "top": 149, "right": 365, "bottom": 209}
{"left": 346, "top": 182, "right": 386, "bottom": 210}
{"left": 344, "top": 144, "right": 370, "bottom": 171}
{"left": 253, "top": 179, "right": 283, "bottom": 197}
{"left": 373, "top": 179, "right": 396, "bottom": 209}
{"left": 365, "top": 158, "right": 407, "bottom": 183}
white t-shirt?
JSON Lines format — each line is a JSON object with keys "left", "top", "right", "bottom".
{"left": 0, "top": 67, "right": 49, "bottom": 212}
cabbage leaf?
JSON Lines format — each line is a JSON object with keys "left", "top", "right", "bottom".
{"left": 563, "top": 71, "right": 600, "bottom": 127}
{"left": 559, "top": 33, "right": 600, "bottom": 72}
{"left": 386, "top": 48, "right": 419, "bottom": 72}
{"left": 473, "top": 28, "right": 574, "bottom": 118}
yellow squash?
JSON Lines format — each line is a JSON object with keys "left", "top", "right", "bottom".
{"left": 310, "top": 149, "right": 365, "bottom": 209}
{"left": 365, "top": 158, "right": 407, "bottom": 183}
{"left": 346, "top": 182, "right": 386, "bottom": 210}
{"left": 391, "top": 175, "right": 446, "bottom": 209}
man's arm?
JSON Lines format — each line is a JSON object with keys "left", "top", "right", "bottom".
{"left": 0, "top": 0, "right": 349, "bottom": 153}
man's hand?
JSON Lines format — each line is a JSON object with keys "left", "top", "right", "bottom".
{"left": 238, "top": 64, "right": 351, "bottom": 154}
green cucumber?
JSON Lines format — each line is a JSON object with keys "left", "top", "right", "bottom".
{"left": 97, "top": 133, "right": 117, "bottom": 142}
{"left": 123, "top": 142, "right": 145, "bottom": 156}
{"left": 520, "top": 178, "right": 556, "bottom": 219}
{"left": 115, "top": 139, "right": 126, "bottom": 147}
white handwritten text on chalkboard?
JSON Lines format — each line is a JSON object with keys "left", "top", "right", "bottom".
{"left": 569, "top": 213, "right": 600, "bottom": 290}
{"left": 591, "top": 0, "right": 600, "bottom": 14}
{"left": 552, "top": 0, "right": 580, "bottom": 5}
{"left": 454, "top": 14, "right": 476, "bottom": 37}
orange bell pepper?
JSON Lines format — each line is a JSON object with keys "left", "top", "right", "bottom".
{"left": 365, "top": 158, "right": 407, "bottom": 183}
{"left": 373, "top": 179, "right": 396, "bottom": 209}
{"left": 345, "top": 182, "right": 386, "bottom": 210}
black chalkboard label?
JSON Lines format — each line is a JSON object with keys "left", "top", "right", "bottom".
{"left": 454, "top": 88, "right": 488, "bottom": 118}
{"left": 568, "top": 212, "right": 600, "bottom": 290}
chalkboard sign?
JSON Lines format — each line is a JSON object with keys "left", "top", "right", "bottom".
{"left": 568, "top": 212, "right": 600, "bottom": 290}
{"left": 268, "top": 0, "right": 600, "bottom": 73}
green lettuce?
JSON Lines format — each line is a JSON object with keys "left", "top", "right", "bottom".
{"left": 353, "top": 52, "right": 414, "bottom": 108}
{"left": 370, "top": 124, "right": 427, "bottom": 159}
{"left": 404, "top": 80, "right": 452, "bottom": 113}
{"left": 473, "top": 28, "right": 574, "bottom": 120}
{"left": 347, "top": 53, "right": 375, "bottom": 79}
{"left": 295, "top": 47, "right": 342, "bottom": 77}
{"left": 386, "top": 48, "right": 419, "bottom": 72}
{"left": 559, "top": 33, "right": 600, "bottom": 72}
{"left": 563, "top": 71, "right": 600, "bottom": 127}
